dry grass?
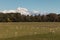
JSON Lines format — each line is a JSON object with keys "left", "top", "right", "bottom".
{"left": 0, "top": 22, "right": 60, "bottom": 40}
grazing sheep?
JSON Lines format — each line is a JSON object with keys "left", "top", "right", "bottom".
{"left": 50, "top": 28, "right": 55, "bottom": 33}
{"left": 16, "top": 26, "right": 19, "bottom": 29}
{"left": 15, "top": 32, "right": 18, "bottom": 36}
{"left": 34, "top": 32, "right": 37, "bottom": 34}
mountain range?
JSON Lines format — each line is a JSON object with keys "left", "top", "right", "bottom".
{"left": 0, "top": 7, "right": 40, "bottom": 15}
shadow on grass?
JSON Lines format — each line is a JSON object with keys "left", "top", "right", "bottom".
{"left": 0, "top": 32, "right": 60, "bottom": 40}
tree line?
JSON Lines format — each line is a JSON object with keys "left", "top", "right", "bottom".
{"left": 0, "top": 12, "right": 60, "bottom": 22}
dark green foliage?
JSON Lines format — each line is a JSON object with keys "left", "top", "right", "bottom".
{"left": 0, "top": 12, "right": 59, "bottom": 22}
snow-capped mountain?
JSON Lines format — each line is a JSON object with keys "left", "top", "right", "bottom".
{"left": 0, "top": 7, "right": 40, "bottom": 15}
{"left": 2, "top": 10, "right": 16, "bottom": 13}
{"left": 16, "top": 7, "right": 30, "bottom": 15}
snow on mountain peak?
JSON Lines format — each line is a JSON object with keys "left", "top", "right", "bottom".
{"left": 0, "top": 7, "right": 41, "bottom": 15}
{"left": 16, "top": 7, "right": 30, "bottom": 15}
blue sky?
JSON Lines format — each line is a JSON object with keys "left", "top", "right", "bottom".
{"left": 0, "top": 0, "right": 60, "bottom": 13}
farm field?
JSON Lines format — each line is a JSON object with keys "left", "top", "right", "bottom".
{"left": 0, "top": 22, "right": 60, "bottom": 40}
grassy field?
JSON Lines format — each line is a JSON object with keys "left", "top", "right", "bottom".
{"left": 0, "top": 22, "right": 60, "bottom": 40}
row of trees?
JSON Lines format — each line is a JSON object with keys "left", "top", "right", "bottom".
{"left": 0, "top": 12, "right": 60, "bottom": 22}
